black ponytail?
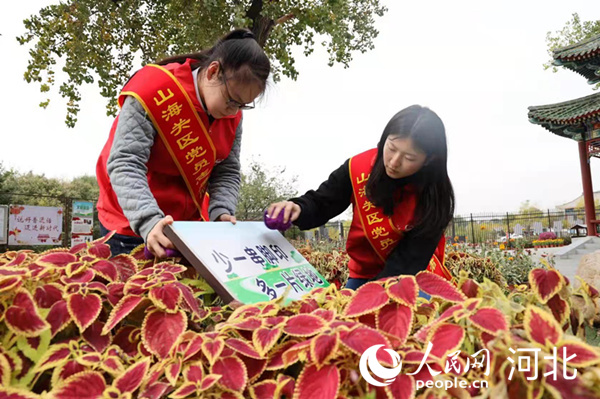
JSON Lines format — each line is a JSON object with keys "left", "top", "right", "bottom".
{"left": 156, "top": 28, "right": 270, "bottom": 92}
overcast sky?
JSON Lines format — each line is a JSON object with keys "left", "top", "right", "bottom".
{"left": 1, "top": 0, "right": 599, "bottom": 216}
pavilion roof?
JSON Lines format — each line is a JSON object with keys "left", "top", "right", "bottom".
{"left": 553, "top": 34, "right": 600, "bottom": 84}
{"left": 528, "top": 92, "right": 600, "bottom": 140}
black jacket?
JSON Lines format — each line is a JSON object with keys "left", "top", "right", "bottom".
{"left": 290, "top": 159, "right": 441, "bottom": 280}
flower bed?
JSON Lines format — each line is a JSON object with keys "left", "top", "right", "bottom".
{"left": 1, "top": 234, "right": 599, "bottom": 398}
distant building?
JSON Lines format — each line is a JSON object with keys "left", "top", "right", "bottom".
{"left": 556, "top": 192, "right": 600, "bottom": 213}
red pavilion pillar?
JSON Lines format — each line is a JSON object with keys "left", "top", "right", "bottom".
{"left": 578, "top": 140, "right": 597, "bottom": 236}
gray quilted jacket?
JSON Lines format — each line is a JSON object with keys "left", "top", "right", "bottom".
{"left": 107, "top": 96, "right": 242, "bottom": 241}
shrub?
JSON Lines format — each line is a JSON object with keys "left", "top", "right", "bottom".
{"left": 539, "top": 232, "right": 557, "bottom": 240}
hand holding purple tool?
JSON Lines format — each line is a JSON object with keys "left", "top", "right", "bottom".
{"left": 143, "top": 245, "right": 181, "bottom": 259}
{"left": 263, "top": 209, "right": 292, "bottom": 231}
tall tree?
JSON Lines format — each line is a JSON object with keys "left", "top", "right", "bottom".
{"left": 18, "top": 0, "right": 387, "bottom": 127}
{"left": 237, "top": 160, "right": 297, "bottom": 221}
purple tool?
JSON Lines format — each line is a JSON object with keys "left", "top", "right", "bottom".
{"left": 263, "top": 209, "right": 292, "bottom": 231}
{"left": 143, "top": 246, "right": 181, "bottom": 259}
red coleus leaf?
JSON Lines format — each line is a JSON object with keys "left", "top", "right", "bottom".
{"left": 82, "top": 321, "right": 111, "bottom": 353}
{"left": 377, "top": 302, "right": 413, "bottom": 345}
{"left": 101, "top": 356, "right": 125, "bottom": 376}
{"left": 103, "top": 295, "right": 145, "bottom": 334}
{"left": 249, "top": 380, "right": 277, "bottom": 399}
{"left": 556, "top": 340, "right": 600, "bottom": 367}
{"left": 50, "top": 371, "right": 106, "bottom": 399}
{"left": 529, "top": 268, "right": 564, "bottom": 304}
{"left": 200, "top": 374, "right": 222, "bottom": 391}
{"left": 170, "top": 382, "right": 198, "bottom": 399}
{"left": 266, "top": 341, "right": 297, "bottom": 370}
{"left": 184, "top": 361, "right": 204, "bottom": 383}
{"left": 383, "top": 374, "right": 416, "bottom": 399}
{"left": 344, "top": 282, "right": 390, "bottom": 317}
{"left": 201, "top": 338, "right": 225, "bottom": 365}
{"left": 546, "top": 294, "right": 570, "bottom": 326}
{"left": 142, "top": 309, "right": 187, "bottom": 359}
{"left": 459, "top": 279, "right": 481, "bottom": 298}
{"left": 165, "top": 359, "right": 182, "bottom": 386}
{"left": 34, "top": 344, "right": 70, "bottom": 372}
{"left": 277, "top": 374, "right": 295, "bottom": 398}
{"left": 0, "top": 276, "right": 22, "bottom": 293}
{"left": 239, "top": 355, "right": 267, "bottom": 383}
{"left": 148, "top": 283, "right": 182, "bottom": 313}
{"left": 524, "top": 306, "right": 562, "bottom": 347}
{"left": 106, "top": 282, "right": 125, "bottom": 306}
{"left": 91, "top": 260, "right": 119, "bottom": 282}
{"left": 181, "top": 332, "right": 204, "bottom": 361}
{"left": 468, "top": 307, "right": 508, "bottom": 335}
{"left": 234, "top": 316, "right": 263, "bottom": 331}
{"left": 5, "top": 251, "right": 28, "bottom": 266}
{"left": 387, "top": 276, "right": 419, "bottom": 308}
{"left": 66, "top": 292, "right": 102, "bottom": 332}
{"left": 428, "top": 323, "right": 465, "bottom": 359}
{"left": 109, "top": 254, "right": 137, "bottom": 281}
{"left": 174, "top": 282, "right": 202, "bottom": 320}
{"left": 52, "top": 360, "right": 86, "bottom": 387}
{"left": 88, "top": 243, "right": 112, "bottom": 259}
{"left": 313, "top": 309, "right": 336, "bottom": 323}
{"left": 282, "top": 341, "right": 311, "bottom": 367}
{"left": 294, "top": 363, "right": 340, "bottom": 399}
{"left": 298, "top": 298, "right": 319, "bottom": 313}
{"left": 47, "top": 300, "right": 71, "bottom": 337}
{"left": 6, "top": 289, "right": 50, "bottom": 337}
{"left": 0, "top": 387, "right": 41, "bottom": 399}
{"left": 34, "top": 284, "right": 63, "bottom": 308}
{"left": 253, "top": 327, "right": 283, "bottom": 356}
{"left": 340, "top": 327, "right": 394, "bottom": 366}
{"left": 139, "top": 382, "right": 170, "bottom": 399}
{"left": 62, "top": 269, "right": 94, "bottom": 284}
{"left": 37, "top": 252, "right": 77, "bottom": 268}
{"left": 114, "top": 357, "right": 151, "bottom": 394}
{"left": 212, "top": 356, "right": 248, "bottom": 392}
{"left": 310, "top": 332, "right": 339, "bottom": 367}
{"left": 416, "top": 272, "right": 466, "bottom": 302}
{"left": 226, "top": 338, "right": 262, "bottom": 359}
{"left": 284, "top": 314, "right": 327, "bottom": 337}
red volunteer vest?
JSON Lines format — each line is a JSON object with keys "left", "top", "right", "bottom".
{"left": 346, "top": 149, "right": 451, "bottom": 280}
{"left": 96, "top": 60, "right": 241, "bottom": 236}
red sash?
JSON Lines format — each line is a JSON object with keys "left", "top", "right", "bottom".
{"left": 349, "top": 149, "right": 452, "bottom": 281}
{"left": 120, "top": 65, "right": 214, "bottom": 220}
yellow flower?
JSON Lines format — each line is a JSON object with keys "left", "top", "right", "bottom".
{"left": 508, "top": 257, "right": 514, "bottom": 261}
{"left": 499, "top": 244, "right": 505, "bottom": 250}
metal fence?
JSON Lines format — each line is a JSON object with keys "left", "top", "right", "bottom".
{"left": 294, "top": 208, "right": 599, "bottom": 245}
{"left": 2, "top": 191, "right": 596, "bottom": 247}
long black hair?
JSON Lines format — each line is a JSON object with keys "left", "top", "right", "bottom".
{"left": 365, "top": 105, "right": 455, "bottom": 238}
{"left": 156, "top": 28, "right": 270, "bottom": 93}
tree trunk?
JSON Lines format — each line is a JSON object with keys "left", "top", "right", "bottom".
{"left": 251, "top": 15, "right": 275, "bottom": 48}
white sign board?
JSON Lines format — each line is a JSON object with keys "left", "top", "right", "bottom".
{"left": 71, "top": 201, "right": 94, "bottom": 246}
{"left": 165, "top": 221, "right": 329, "bottom": 304}
{"left": 0, "top": 205, "right": 8, "bottom": 245}
{"left": 8, "top": 205, "right": 63, "bottom": 246}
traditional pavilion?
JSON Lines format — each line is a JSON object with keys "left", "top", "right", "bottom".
{"left": 528, "top": 34, "right": 600, "bottom": 236}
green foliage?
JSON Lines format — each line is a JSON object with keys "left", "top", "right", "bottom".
{"left": 237, "top": 160, "right": 298, "bottom": 221}
{"left": 18, "top": 0, "right": 387, "bottom": 127}
{"left": 545, "top": 13, "right": 600, "bottom": 87}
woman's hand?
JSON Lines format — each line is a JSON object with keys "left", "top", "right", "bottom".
{"left": 266, "top": 201, "right": 301, "bottom": 224}
{"left": 146, "top": 215, "right": 175, "bottom": 258}
{"left": 217, "top": 214, "right": 237, "bottom": 224}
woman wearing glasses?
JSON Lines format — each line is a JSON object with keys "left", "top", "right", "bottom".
{"left": 267, "top": 105, "right": 455, "bottom": 290}
{"left": 96, "top": 29, "right": 270, "bottom": 257}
